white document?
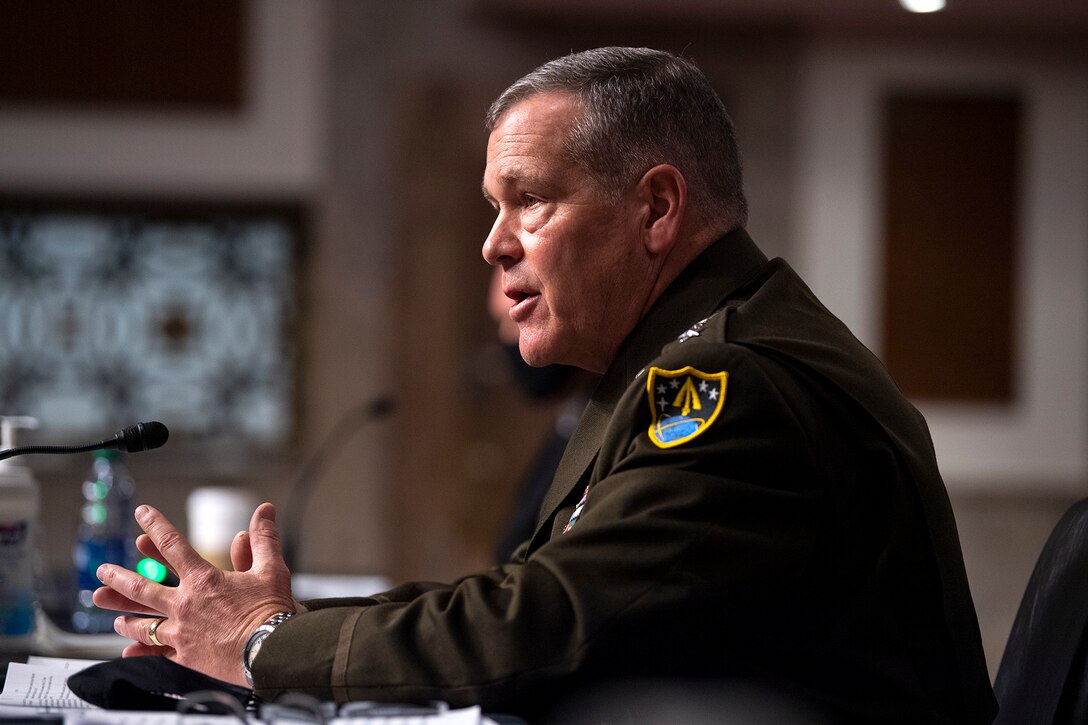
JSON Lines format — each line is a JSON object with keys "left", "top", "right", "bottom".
{"left": 3, "top": 656, "right": 489, "bottom": 724}
{"left": 329, "top": 705, "right": 483, "bottom": 724}
{"left": 0, "top": 661, "right": 96, "bottom": 710}
{"left": 27, "top": 656, "right": 106, "bottom": 671}
{"left": 69, "top": 713, "right": 239, "bottom": 725}
{"left": 59, "top": 705, "right": 486, "bottom": 724}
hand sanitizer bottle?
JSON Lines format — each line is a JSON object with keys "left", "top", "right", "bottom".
{"left": 0, "top": 416, "right": 41, "bottom": 650}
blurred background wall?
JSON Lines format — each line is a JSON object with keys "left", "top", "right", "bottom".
{"left": 0, "top": 0, "right": 1085, "bottom": 680}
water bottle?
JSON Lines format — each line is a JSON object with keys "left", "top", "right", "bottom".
{"left": 72, "top": 449, "right": 136, "bottom": 633}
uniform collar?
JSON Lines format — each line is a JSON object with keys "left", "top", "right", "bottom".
{"left": 531, "top": 228, "right": 767, "bottom": 542}
{"left": 599, "top": 227, "right": 768, "bottom": 407}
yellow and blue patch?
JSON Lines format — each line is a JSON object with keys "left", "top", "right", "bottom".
{"left": 646, "top": 366, "right": 728, "bottom": 448}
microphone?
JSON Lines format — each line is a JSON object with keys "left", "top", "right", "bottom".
{"left": 0, "top": 421, "right": 170, "bottom": 461}
{"left": 282, "top": 396, "right": 394, "bottom": 570}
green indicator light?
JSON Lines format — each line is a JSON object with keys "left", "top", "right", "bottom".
{"left": 89, "top": 503, "right": 107, "bottom": 525}
{"left": 137, "top": 557, "right": 168, "bottom": 583}
{"left": 92, "top": 481, "right": 109, "bottom": 500}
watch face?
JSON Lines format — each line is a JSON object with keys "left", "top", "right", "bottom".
{"left": 247, "top": 629, "right": 270, "bottom": 668}
{"left": 248, "top": 632, "right": 267, "bottom": 664}
{"left": 245, "top": 614, "right": 292, "bottom": 685}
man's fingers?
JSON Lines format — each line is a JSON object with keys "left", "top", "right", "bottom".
{"left": 114, "top": 615, "right": 175, "bottom": 650}
{"left": 134, "top": 505, "right": 208, "bottom": 578}
{"left": 122, "top": 641, "right": 174, "bottom": 659}
{"left": 91, "top": 585, "right": 163, "bottom": 616}
{"left": 135, "top": 535, "right": 177, "bottom": 576}
{"left": 230, "top": 530, "right": 253, "bottom": 572}
{"left": 134, "top": 534, "right": 160, "bottom": 560}
{"left": 96, "top": 563, "right": 171, "bottom": 613}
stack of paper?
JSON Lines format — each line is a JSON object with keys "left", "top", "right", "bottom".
{"left": 0, "top": 657, "right": 493, "bottom": 724}
{"left": 0, "top": 656, "right": 101, "bottom": 712}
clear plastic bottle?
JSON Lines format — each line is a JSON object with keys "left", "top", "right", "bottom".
{"left": 0, "top": 416, "right": 41, "bottom": 649}
{"left": 72, "top": 449, "right": 136, "bottom": 633}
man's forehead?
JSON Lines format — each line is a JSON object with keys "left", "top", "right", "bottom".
{"left": 482, "top": 93, "right": 581, "bottom": 194}
{"left": 482, "top": 132, "right": 539, "bottom": 184}
{"left": 488, "top": 94, "right": 581, "bottom": 159}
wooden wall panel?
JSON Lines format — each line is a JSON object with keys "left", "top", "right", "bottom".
{"left": 0, "top": 0, "right": 244, "bottom": 109}
{"left": 389, "top": 78, "right": 560, "bottom": 580}
{"left": 881, "top": 93, "right": 1021, "bottom": 402}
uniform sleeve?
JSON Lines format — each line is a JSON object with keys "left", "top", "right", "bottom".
{"left": 253, "top": 343, "right": 828, "bottom": 712}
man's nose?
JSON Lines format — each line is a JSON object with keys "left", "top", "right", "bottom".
{"left": 482, "top": 211, "right": 520, "bottom": 266}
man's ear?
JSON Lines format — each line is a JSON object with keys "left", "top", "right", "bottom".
{"left": 636, "top": 164, "right": 686, "bottom": 255}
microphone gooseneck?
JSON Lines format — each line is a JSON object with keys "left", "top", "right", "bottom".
{"left": 0, "top": 421, "right": 171, "bottom": 461}
{"left": 282, "top": 396, "right": 394, "bottom": 571}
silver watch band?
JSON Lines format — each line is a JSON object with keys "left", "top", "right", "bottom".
{"left": 243, "top": 612, "right": 294, "bottom": 686}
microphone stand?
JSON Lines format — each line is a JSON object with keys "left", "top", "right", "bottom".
{"left": 282, "top": 397, "right": 393, "bottom": 571}
{"left": 0, "top": 440, "right": 122, "bottom": 461}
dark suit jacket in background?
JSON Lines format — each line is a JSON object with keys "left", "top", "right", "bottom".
{"left": 254, "top": 229, "right": 997, "bottom": 724}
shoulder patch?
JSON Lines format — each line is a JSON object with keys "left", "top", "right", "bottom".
{"left": 646, "top": 366, "right": 728, "bottom": 448}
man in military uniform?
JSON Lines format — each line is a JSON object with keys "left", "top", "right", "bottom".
{"left": 96, "top": 47, "right": 997, "bottom": 724}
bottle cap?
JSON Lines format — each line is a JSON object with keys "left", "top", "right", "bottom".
{"left": 0, "top": 416, "right": 39, "bottom": 469}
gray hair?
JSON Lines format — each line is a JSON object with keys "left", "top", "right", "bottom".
{"left": 486, "top": 47, "right": 748, "bottom": 232}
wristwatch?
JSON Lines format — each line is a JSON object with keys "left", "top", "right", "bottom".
{"left": 242, "top": 612, "right": 293, "bottom": 687}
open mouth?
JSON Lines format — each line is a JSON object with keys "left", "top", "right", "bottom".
{"left": 506, "top": 288, "right": 539, "bottom": 321}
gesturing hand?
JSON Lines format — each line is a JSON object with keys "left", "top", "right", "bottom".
{"left": 93, "top": 502, "right": 301, "bottom": 686}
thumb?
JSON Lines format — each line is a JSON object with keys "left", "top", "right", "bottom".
{"left": 249, "top": 502, "right": 287, "bottom": 571}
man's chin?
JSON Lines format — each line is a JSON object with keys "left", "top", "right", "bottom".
{"left": 517, "top": 336, "right": 560, "bottom": 369}
{"left": 517, "top": 348, "right": 554, "bottom": 369}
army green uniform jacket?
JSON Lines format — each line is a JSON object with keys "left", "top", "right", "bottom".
{"left": 255, "top": 230, "right": 997, "bottom": 724}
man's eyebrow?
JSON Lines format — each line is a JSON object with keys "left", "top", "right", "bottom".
{"left": 481, "top": 169, "right": 525, "bottom": 203}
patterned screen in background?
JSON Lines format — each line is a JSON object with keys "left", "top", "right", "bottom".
{"left": 0, "top": 204, "right": 298, "bottom": 443}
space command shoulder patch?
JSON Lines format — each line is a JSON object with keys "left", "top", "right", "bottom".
{"left": 646, "top": 366, "right": 728, "bottom": 448}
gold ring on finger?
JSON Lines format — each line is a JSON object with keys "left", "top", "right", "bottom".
{"left": 148, "top": 616, "right": 167, "bottom": 647}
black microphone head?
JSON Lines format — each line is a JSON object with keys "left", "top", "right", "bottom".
{"left": 368, "top": 396, "right": 395, "bottom": 419}
{"left": 120, "top": 421, "right": 169, "bottom": 452}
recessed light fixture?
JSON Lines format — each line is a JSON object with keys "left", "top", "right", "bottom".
{"left": 899, "top": 0, "right": 946, "bottom": 12}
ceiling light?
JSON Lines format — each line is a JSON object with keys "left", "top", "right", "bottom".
{"left": 899, "top": 0, "right": 946, "bottom": 12}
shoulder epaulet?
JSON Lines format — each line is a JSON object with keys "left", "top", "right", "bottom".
{"left": 676, "top": 315, "right": 712, "bottom": 344}
{"left": 674, "top": 298, "right": 746, "bottom": 346}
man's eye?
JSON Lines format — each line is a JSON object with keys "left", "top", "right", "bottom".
{"left": 522, "top": 195, "right": 542, "bottom": 208}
